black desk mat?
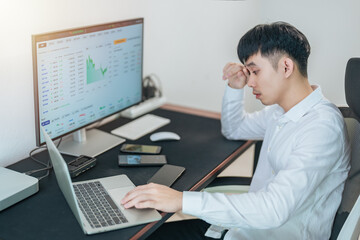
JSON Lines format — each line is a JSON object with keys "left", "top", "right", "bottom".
{"left": 0, "top": 108, "right": 246, "bottom": 240}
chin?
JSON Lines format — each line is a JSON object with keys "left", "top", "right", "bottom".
{"left": 259, "top": 99, "right": 272, "bottom": 106}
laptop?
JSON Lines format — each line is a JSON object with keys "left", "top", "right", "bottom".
{"left": 41, "top": 128, "right": 162, "bottom": 235}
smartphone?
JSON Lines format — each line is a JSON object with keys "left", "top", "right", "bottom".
{"left": 120, "top": 144, "right": 161, "bottom": 154}
{"left": 67, "top": 155, "right": 96, "bottom": 178}
{"left": 118, "top": 155, "right": 167, "bottom": 166}
{"left": 147, "top": 164, "right": 185, "bottom": 187}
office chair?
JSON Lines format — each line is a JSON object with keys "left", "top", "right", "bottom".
{"left": 337, "top": 194, "right": 360, "bottom": 240}
{"left": 331, "top": 57, "right": 360, "bottom": 239}
{"left": 205, "top": 58, "right": 360, "bottom": 240}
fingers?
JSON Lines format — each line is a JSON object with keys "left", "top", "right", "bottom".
{"left": 238, "top": 67, "right": 250, "bottom": 84}
{"left": 121, "top": 184, "right": 155, "bottom": 206}
{"left": 123, "top": 193, "right": 156, "bottom": 209}
{"left": 120, "top": 183, "right": 183, "bottom": 213}
{"left": 133, "top": 200, "right": 157, "bottom": 209}
{"left": 121, "top": 183, "right": 166, "bottom": 209}
{"left": 242, "top": 67, "right": 250, "bottom": 77}
{"left": 222, "top": 62, "right": 249, "bottom": 89}
{"left": 222, "top": 62, "right": 233, "bottom": 80}
{"left": 222, "top": 62, "right": 245, "bottom": 80}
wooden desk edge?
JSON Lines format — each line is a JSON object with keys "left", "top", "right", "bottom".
{"left": 130, "top": 104, "right": 254, "bottom": 240}
{"left": 161, "top": 103, "right": 221, "bottom": 119}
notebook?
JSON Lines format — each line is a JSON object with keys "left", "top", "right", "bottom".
{"left": 41, "top": 127, "right": 161, "bottom": 235}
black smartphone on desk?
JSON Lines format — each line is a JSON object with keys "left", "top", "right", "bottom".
{"left": 147, "top": 164, "right": 185, "bottom": 187}
{"left": 120, "top": 144, "right": 161, "bottom": 154}
{"left": 118, "top": 155, "right": 167, "bottom": 166}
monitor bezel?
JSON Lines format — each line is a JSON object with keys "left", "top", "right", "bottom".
{"left": 32, "top": 18, "right": 144, "bottom": 146}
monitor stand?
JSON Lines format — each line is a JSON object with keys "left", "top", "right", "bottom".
{"left": 58, "top": 128, "right": 125, "bottom": 157}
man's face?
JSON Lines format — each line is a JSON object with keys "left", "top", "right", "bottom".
{"left": 245, "top": 52, "right": 287, "bottom": 106}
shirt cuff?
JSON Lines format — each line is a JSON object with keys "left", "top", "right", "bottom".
{"left": 182, "top": 191, "right": 204, "bottom": 217}
{"left": 224, "top": 84, "right": 244, "bottom": 101}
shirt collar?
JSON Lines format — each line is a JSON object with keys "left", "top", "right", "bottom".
{"left": 279, "top": 85, "right": 323, "bottom": 123}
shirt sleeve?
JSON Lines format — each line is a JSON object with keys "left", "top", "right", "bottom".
{"left": 183, "top": 117, "right": 349, "bottom": 229}
{"left": 221, "top": 85, "right": 275, "bottom": 140}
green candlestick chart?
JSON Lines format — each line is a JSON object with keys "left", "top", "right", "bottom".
{"left": 86, "top": 56, "right": 108, "bottom": 84}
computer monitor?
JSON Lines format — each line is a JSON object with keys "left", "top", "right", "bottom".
{"left": 32, "top": 18, "right": 144, "bottom": 157}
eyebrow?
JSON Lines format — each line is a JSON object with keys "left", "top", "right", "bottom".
{"left": 245, "top": 62, "right": 258, "bottom": 67}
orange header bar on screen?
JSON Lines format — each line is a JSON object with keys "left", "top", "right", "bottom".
{"left": 114, "top": 38, "right": 126, "bottom": 44}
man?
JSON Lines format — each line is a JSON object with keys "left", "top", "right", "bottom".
{"left": 121, "top": 22, "right": 350, "bottom": 239}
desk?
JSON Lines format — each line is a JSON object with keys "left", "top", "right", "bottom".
{"left": 0, "top": 105, "right": 252, "bottom": 240}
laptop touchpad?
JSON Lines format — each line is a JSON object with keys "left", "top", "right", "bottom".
{"left": 108, "top": 186, "right": 134, "bottom": 208}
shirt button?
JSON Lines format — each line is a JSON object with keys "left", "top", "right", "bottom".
{"left": 272, "top": 170, "right": 275, "bottom": 175}
{"left": 268, "top": 147, "right": 271, "bottom": 152}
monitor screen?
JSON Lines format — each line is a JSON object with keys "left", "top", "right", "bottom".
{"left": 32, "top": 18, "right": 143, "bottom": 149}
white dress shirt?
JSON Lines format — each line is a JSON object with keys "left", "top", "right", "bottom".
{"left": 182, "top": 85, "right": 350, "bottom": 239}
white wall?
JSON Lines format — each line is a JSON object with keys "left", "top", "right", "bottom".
{"left": 144, "top": 1, "right": 261, "bottom": 112}
{"left": 260, "top": 0, "right": 360, "bottom": 106}
{"left": 1, "top": 0, "right": 359, "bottom": 166}
{"left": 0, "top": 0, "right": 260, "bottom": 166}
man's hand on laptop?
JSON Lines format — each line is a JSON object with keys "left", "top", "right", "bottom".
{"left": 121, "top": 183, "right": 183, "bottom": 213}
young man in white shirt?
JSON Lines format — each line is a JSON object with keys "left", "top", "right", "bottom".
{"left": 121, "top": 22, "right": 350, "bottom": 239}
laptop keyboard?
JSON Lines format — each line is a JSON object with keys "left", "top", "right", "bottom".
{"left": 74, "top": 181, "right": 128, "bottom": 228}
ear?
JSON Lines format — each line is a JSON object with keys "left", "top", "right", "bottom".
{"left": 282, "top": 57, "right": 294, "bottom": 78}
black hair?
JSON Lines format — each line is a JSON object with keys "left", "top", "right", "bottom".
{"left": 237, "top": 22, "right": 311, "bottom": 77}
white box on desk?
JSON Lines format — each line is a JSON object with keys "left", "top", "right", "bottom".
{"left": 0, "top": 167, "right": 39, "bottom": 211}
{"left": 120, "top": 96, "right": 166, "bottom": 119}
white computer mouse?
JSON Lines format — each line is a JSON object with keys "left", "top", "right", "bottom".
{"left": 150, "top": 131, "right": 181, "bottom": 142}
